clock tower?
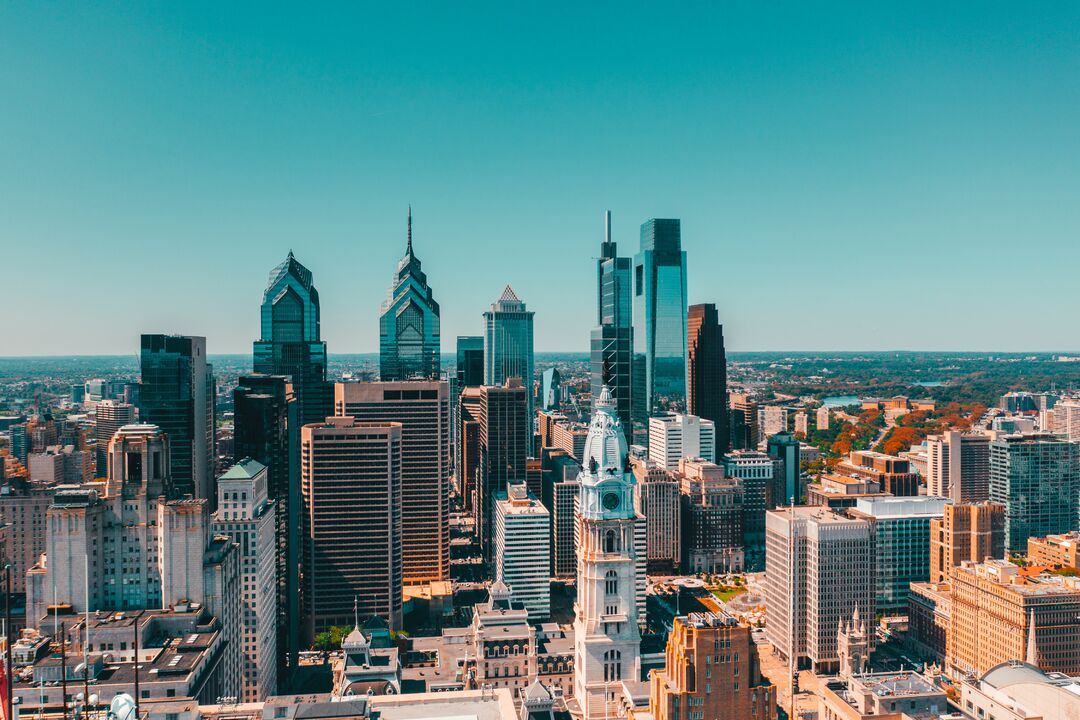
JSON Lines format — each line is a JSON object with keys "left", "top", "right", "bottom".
{"left": 573, "top": 386, "right": 641, "bottom": 719}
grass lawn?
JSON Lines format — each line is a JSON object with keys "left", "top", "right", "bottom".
{"left": 710, "top": 586, "right": 748, "bottom": 602}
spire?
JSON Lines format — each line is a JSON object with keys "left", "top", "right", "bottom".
{"left": 1025, "top": 609, "right": 1039, "bottom": 667}
{"left": 406, "top": 205, "right": 413, "bottom": 256}
{"left": 353, "top": 595, "right": 360, "bottom": 632}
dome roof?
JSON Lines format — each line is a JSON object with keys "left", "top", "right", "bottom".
{"left": 580, "top": 387, "right": 630, "bottom": 485}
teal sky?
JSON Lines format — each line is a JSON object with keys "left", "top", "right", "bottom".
{"left": 3, "top": 3, "right": 1079, "bottom": 356}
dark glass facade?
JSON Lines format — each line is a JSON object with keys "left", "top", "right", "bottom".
{"left": 455, "top": 335, "right": 485, "bottom": 387}
{"left": 139, "top": 334, "right": 215, "bottom": 502}
{"left": 687, "top": 303, "right": 728, "bottom": 452}
{"left": 483, "top": 286, "right": 535, "bottom": 430}
{"left": 590, "top": 211, "right": 635, "bottom": 437}
{"left": 253, "top": 252, "right": 332, "bottom": 426}
{"left": 633, "top": 219, "right": 687, "bottom": 416}
{"left": 379, "top": 211, "right": 441, "bottom": 380}
{"left": 234, "top": 374, "right": 299, "bottom": 691}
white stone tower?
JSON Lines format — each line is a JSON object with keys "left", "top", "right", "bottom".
{"left": 573, "top": 387, "right": 641, "bottom": 719}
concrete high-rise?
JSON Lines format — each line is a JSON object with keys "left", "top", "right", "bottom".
{"left": 458, "top": 386, "right": 483, "bottom": 514}
{"left": 729, "top": 393, "right": 759, "bottom": 450}
{"left": 300, "top": 417, "right": 402, "bottom": 638}
{"left": 678, "top": 458, "right": 744, "bottom": 574}
{"left": 929, "top": 502, "right": 1005, "bottom": 583}
{"left": 253, "top": 252, "right": 332, "bottom": 426}
{"left": 379, "top": 208, "right": 441, "bottom": 381}
{"left": 766, "top": 431, "right": 801, "bottom": 507}
{"left": 335, "top": 381, "right": 450, "bottom": 584}
{"left": 590, "top": 211, "right": 634, "bottom": 436}
{"left": 139, "top": 334, "right": 215, "bottom": 502}
{"left": 540, "top": 447, "right": 581, "bottom": 580}
{"left": 211, "top": 459, "right": 278, "bottom": 701}
{"left": 632, "top": 459, "right": 681, "bottom": 573}
{"left": 723, "top": 450, "right": 774, "bottom": 571}
{"left": 926, "top": 431, "right": 992, "bottom": 502}
{"left": 633, "top": 218, "right": 687, "bottom": 416}
{"left": 483, "top": 285, "right": 535, "bottom": 428}
{"left": 686, "top": 303, "right": 729, "bottom": 453}
{"left": 494, "top": 482, "right": 551, "bottom": 619}
{"left": 94, "top": 399, "right": 135, "bottom": 476}
{"left": 648, "top": 414, "right": 716, "bottom": 470}
{"left": 648, "top": 612, "right": 777, "bottom": 720}
{"left": 764, "top": 506, "right": 875, "bottom": 673}
{"left": 989, "top": 433, "right": 1080, "bottom": 552}
{"left": 477, "top": 380, "right": 529, "bottom": 559}
{"left": 0, "top": 480, "right": 53, "bottom": 593}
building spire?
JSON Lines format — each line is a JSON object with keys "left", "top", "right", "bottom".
{"left": 1025, "top": 609, "right": 1039, "bottom": 667}
{"left": 406, "top": 205, "right": 413, "bottom": 256}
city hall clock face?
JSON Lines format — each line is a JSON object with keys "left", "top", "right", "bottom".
{"left": 603, "top": 491, "right": 620, "bottom": 511}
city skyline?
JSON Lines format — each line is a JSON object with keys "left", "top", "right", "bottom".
{"left": 4, "top": 4, "right": 1080, "bottom": 355}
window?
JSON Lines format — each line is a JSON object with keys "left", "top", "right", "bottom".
{"left": 605, "top": 570, "right": 618, "bottom": 595}
{"left": 603, "top": 650, "right": 622, "bottom": 682}
{"left": 604, "top": 529, "right": 619, "bottom": 553}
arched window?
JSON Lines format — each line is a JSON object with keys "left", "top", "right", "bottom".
{"left": 603, "top": 650, "right": 622, "bottom": 682}
{"left": 604, "top": 529, "right": 619, "bottom": 553}
{"left": 605, "top": 570, "right": 618, "bottom": 595}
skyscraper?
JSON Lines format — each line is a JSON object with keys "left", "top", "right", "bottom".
{"left": 483, "top": 285, "right": 535, "bottom": 427}
{"left": 929, "top": 502, "right": 1005, "bottom": 584}
{"left": 989, "top": 433, "right": 1080, "bottom": 552}
{"left": 648, "top": 414, "right": 716, "bottom": 469}
{"left": 729, "top": 393, "right": 759, "bottom": 450}
{"left": 494, "top": 482, "right": 551, "bottom": 619}
{"left": 686, "top": 303, "right": 728, "bottom": 452}
{"left": 926, "top": 431, "right": 992, "bottom": 502}
{"left": 300, "top": 416, "right": 403, "bottom": 639}
{"left": 335, "top": 381, "right": 450, "bottom": 584}
{"left": 95, "top": 400, "right": 135, "bottom": 477}
{"left": 455, "top": 336, "right": 485, "bottom": 387}
{"left": 233, "top": 374, "right": 299, "bottom": 689}
{"left": 590, "top": 211, "right": 634, "bottom": 435}
{"left": 379, "top": 208, "right": 441, "bottom": 381}
{"left": 139, "top": 334, "right": 215, "bottom": 502}
{"left": 539, "top": 368, "right": 561, "bottom": 411}
{"left": 477, "top": 380, "right": 529, "bottom": 559}
{"left": 253, "top": 252, "right": 332, "bottom": 426}
{"left": 633, "top": 218, "right": 687, "bottom": 416}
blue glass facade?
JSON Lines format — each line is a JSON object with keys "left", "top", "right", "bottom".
{"left": 633, "top": 218, "right": 688, "bottom": 416}
{"left": 590, "top": 211, "right": 635, "bottom": 437}
{"left": 253, "top": 252, "right": 332, "bottom": 426}
{"left": 379, "top": 210, "right": 441, "bottom": 380}
{"left": 483, "top": 285, "right": 535, "bottom": 425}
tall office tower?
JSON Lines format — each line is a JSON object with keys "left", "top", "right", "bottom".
{"left": 632, "top": 459, "right": 681, "bottom": 573}
{"left": 573, "top": 388, "right": 642, "bottom": 719}
{"left": 494, "top": 482, "right": 551, "bottom": 619}
{"left": 1052, "top": 397, "right": 1080, "bottom": 441}
{"left": 139, "top": 334, "right": 215, "bottom": 502}
{"left": 947, "top": 559, "right": 1080, "bottom": 676}
{"left": 849, "top": 496, "right": 949, "bottom": 613}
{"left": 539, "top": 368, "right": 561, "bottom": 411}
{"left": 458, "top": 387, "right": 483, "bottom": 512}
{"left": 336, "top": 381, "right": 450, "bottom": 584}
{"left": 926, "top": 431, "right": 992, "bottom": 501}
{"left": 540, "top": 448, "right": 581, "bottom": 580}
{"left": 484, "top": 285, "right": 535, "bottom": 428}
{"left": 95, "top": 400, "right": 135, "bottom": 477}
{"left": 0, "top": 480, "right": 53, "bottom": 593}
{"left": 989, "top": 433, "right": 1080, "bottom": 552}
{"left": 633, "top": 218, "right": 687, "bottom": 416}
{"left": 648, "top": 414, "right": 716, "bottom": 470}
{"left": 233, "top": 373, "right": 299, "bottom": 688}
{"left": 678, "top": 458, "right": 745, "bottom": 574}
{"left": 211, "top": 459, "right": 278, "bottom": 701}
{"left": 648, "top": 612, "right": 777, "bottom": 720}
{"left": 929, "top": 502, "right": 1005, "bottom": 584}
{"left": 767, "top": 431, "right": 801, "bottom": 507}
{"left": 379, "top": 208, "right": 441, "bottom": 381}
{"left": 764, "top": 507, "right": 875, "bottom": 673}
{"left": 10, "top": 423, "right": 29, "bottom": 466}
{"left": 300, "top": 417, "right": 403, "bottom": 639}
{"left": 686, "top": 303, "right": 729, "bottom": 453}
{"left": 729, "top": 393, "right": 759, "bottom": 450}
{"left": 253, "top": 252, "right": 332, "bottom": 426}
{"left": 477, "top": 380, "right": 529, "bottom": 559}
{"left": 723, "top": 450, "right": 774, "bottom": 571}
{"left": 836, "top": 450, "right": 920, "bottom": 497}
{"left": 455, "top": 336, "right": 485, "bottom": 386}
{"left": 590, "top": 211, "right": 634, "bottom": 435}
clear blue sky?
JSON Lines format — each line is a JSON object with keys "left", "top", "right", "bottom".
{"left": 3, "top": 2, "right": 1079, "bottom": 356}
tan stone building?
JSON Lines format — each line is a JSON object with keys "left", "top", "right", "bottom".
{"left": 929, "top": 502, "right": 1005, "bottom": 583}
{"left": 1027, "top": 531, "right": 1080, "bottom": 569}
{"left": 648, "top": 611, "right": 776, "bottom": 720}
{"left": 947, "top": 559, "right": 1080, "bottom": 676}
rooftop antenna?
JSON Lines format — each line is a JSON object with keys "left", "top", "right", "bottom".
{"left": 406, "top": 205, "right": 413, "bottom": 255}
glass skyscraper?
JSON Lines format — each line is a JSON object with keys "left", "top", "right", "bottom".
{"left": 379, "top": 208, "right": 441, "bottom": 381}
{"left": 139, "top": 333, "right": 215, "bottom": 502}
{"left": 590, "top": 211, "right": 634, "bottom": 436}
{"left": 253, "top": 251, "right": 332, "bottom": 426}
{"left": 687, "top": 302, "right": 728, "bottom": 452}
{"left": 633, "top": 218, "right": 688, "bottom": 416}
{"left": 483, "top": 285, "right": 535, "bottom": 426}
{"left": 455, "top": 335, "right": 484, "bottom": 388}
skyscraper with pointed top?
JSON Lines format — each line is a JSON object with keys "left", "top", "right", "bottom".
{"left": 379, "top": 207, "right": 441, "bottom": 381}
{"left": 253, "top": 251, "right": 332, "bottom": 426}
{"left": 484, "top": 285, "right": 535, "bottom": 425}
{"left": 590, "top": 211, "right": 634, "bottom": 437}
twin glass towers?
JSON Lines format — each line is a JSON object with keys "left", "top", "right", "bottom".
{"left": 591, "top": 213, "right": 689, "bottom": 441}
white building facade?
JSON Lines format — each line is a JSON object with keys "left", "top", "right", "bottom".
{"left": 647, "top": 414, "right": 715, "bottom": 470}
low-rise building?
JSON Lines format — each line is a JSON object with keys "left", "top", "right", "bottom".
{"left": 1026, "top": 531, "right": 1080, "bottom": 570}
{"left": 816, "top": 671, "right": 947, "bottom": 720}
